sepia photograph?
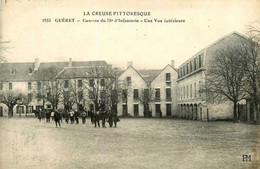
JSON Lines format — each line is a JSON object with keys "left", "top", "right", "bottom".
{"left": 0, "top": 0, "right": 260, "bottom": 168}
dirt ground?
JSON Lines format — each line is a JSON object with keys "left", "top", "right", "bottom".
{"left": 0, "top": 117, "right": 259, "bottom": 169}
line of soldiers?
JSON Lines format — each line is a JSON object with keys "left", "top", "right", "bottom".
{"left": 36, "top": 108, "right": 120, "bottom": 128}
{"left": 92, "top": 109, "right": 120, "bottom": 128}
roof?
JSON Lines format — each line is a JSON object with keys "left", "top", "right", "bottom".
{"left": 0, "top": 60, "right": 109, "bottom": 82}
{"left": 56, "top": 66, "right": 115, "bottom": 79}
{"left": 137, "top": 69, "right": 162, "bottom": 83}
{"left": 179, "top": 31, "right": 248, "bottom": 67}
{"left": 0, "top": 62, "right": 35, "bottom": 82}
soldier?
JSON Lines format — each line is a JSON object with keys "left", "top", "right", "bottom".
{"left": 38, "top": 108, "right": 42, "bottom": 122}
{"left": 90, "top": 110, "right": 94, "bottom": 124}
{"left": 69, "top": 109, "right": 75, "bottom": 124}
{"left": 107, "top": 111, "right": 113, "bottom": 127}
{"left": 94, "top": 110, "right": 100, "bottom": 127}
{"left": 101, "top": 110, "right": 107, "bottom": 128}
{"left": 74, "top": 110, "right": 79, "bottom": 124}
{"left": 81, "top": 111, "right": 87, "bottom": 124}
{"left": 113, "top": 113, "right": 120, "bottom": 128}
{"left": 46, "top": 110, "right": 51, "bottom": 123}
{"left": 54, "top": 110, "right": 61, "bottom": 128}
{"left": 65, "top": 111, "right": 69, "bottom": 123}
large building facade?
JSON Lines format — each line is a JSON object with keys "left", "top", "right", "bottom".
{"left": 116, "top": 62, "right": 178, "bottom": 117}
{"left": 177, "top": 32, "right": 248, "bottom": 121}
{"left": 0, "top": 31, "right": 254, "bottom": 120}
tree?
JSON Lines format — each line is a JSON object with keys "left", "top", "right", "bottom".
{"left": 241, "top": 22, "right": 260, "bottom": 123}
{"left": 0, "top": 37, "right": 9, "bottom": 63}
{"left": 19, "top": 92, "right": 33, "bottom": 117}
{"left": 139, "top": 86, "right": 154, "bottom": 117}
{"left": 117, "top": 80, "right": 130, "bottom": 116}
{"left": 36, "top": 66, "right": 62, "bottom": 110}
{"left": 0, "top": 90, "right": 24, "bottom": 117}
{"left": 77, "top": 63, "right": 118, "bottom": 112}
{"left": 205, "top": 44, "right": 247, "bottom": 121}
{"left": 61, "top": 78, "right": 86, "bottom": 112}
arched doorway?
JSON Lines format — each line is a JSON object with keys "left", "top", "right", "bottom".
{"left": 186, "top": 105, "right": 189, "bottom": 119}
{"left": 194, "top": 104, "right": 197, "bottom": 120}
{"left": 190, "top": 104, "right": 193, "bottom": 120}
{"left": 198, "top": 103, "right": 202, "bottom": 120}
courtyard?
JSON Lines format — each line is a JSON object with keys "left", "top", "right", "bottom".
{"left": 0, "top": 117, "right": 259, "bottom": 169}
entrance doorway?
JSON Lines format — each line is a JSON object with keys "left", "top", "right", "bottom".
{"left": 166, "top": 104, "right": 171, "bottom": 116}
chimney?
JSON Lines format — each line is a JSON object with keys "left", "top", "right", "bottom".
{"left": 127, "top": 61, "right": 133, "bottom": 67}
{"left": 34, "top": 58, "right": 40, "bottom": 70}
{"left": 171, "top": 60, "right": 175, "bottom": 69}
{"left": 68, "top": 58, "right": 72, "bottom": 67}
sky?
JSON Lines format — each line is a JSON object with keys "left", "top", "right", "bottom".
{"left": 1, "top": 0, "right": 260, "bottom": 70}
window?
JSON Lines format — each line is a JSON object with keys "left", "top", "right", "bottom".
{"left": 100, "top": 91, "right": 106, "bottom": 100}
{"left": 166, "top": 88, "right": 171, "bottom": 99}
{"left": 28, "top": 68, "right": 33, "bottom": 74}
{"left": 127, "top": 77, "right": 131, "bottom": 86}
{"left": 180, "top": 87, "right": 182, "bottom": 99}
{"left": 199, "top": 55, "right": 203, "bottom": 68}
{"left": 144, "top": 89, "right": 149, "bottom": 98}
{"left": 26, "top": 106, "right": 33, "bottom": 113}
{"left": 0, "top": 83, "right": 2, "bottom": 90}
{"left": 194, "top": 58, "right": 197, "bottom": 70}
{"left": 199, "top": 81, "right": 202, "bottom": 97}
{"left": 187, "top": 85, "right": 189, "bottom": 98}
{"left": 28, "top": 93, "right": 33, "bottom": 102}
{"left": 37, "top": 93, "right": 41, "bottom": 101}
{"left": 183, "top": 86, "right": 185, "bottom": 99}
{"left": 183, "top": 67, "right": 185, "bottom": 76}
{"left": 190, "top": 61, "right": 193, "bottom": 72}
{"left": 166, "top": 73, "right": 171, "bottom": 81}
{"left": 46, "top": 104, "right": 52, "bottom": 109}
{"left": 78, "top": 80, "right": 83, "bottom": 88}
{"left": 9, "top": 83, "right": 12, "bottom": 90}
{"left": 100, "top": 79, "right": 105, "bottom": 86}
{"left": 155, "top": 88, "right": 160, "bottom": 98}
{"left": 37, "top": 82, "right": 41, "bottom": 90}
{"left": 28, "top": 82, "right": 32, "bottom": 91}
{"left": 194, "top": 83, "right": 197, "bottom": 98}
{"left": 134, "top": 104, "right": 139, "bottom": 116}
{"left": 78, "top": 91, "right": 83, "bottom": 101}
{"left": 122, "top": 89, "right": 127, "bottom": 99}
{"left": 186, "top": 63, "right": 189, "bottom": 74}
{"left": 133, "top": 89, "right": 139, "bottom": 99}
{"left": 190, "top": 84, "right": 192, "bottom": 98}
{"left": 89, "top": 79, "right": 94, "bottom": 87}
{"left": 64, "top": 80, "right": 69, "bottom": 88}
{"left": 16, "top": 106, "right": 24, "bottom": 114}
{"left": 89, "top": 91, "right": 94, "bottom": 99}
{"left": 10, "top": 68, "right": 16, "bottom": 75}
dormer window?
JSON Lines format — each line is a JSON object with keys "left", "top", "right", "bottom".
{"left": 28, "top": 68, "right": 33, "bottom": 75}
{"left": 10, "top": 68, "right": 16, "bottom": 75}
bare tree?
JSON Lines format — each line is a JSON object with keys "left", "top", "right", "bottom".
{"left": 20, "top": 92, "right": 33, "bottom": 117}
{"left": 139, "top": 86, "right": 154, "bottom": 117}
{"left": 0, "top": 37, "right": 10, "bottom": 63}
{"left": 62, "top": 78, "right": 86, "bottom": 112}
{"left": 117, "top": 79, "right": 130, "bottom": 116}
{"left": 0, "top": 90, "right": 24, "bottom": 117}
{"left": 205, "top": 44, "right": 247, "bottom": 121}
{"left": 241, "top": 22, "right": 260, "bottom": 123}
{"left": 36, "top": 66, "right": 62, "bottom": 110}
{"left": 81, "top": 63, "right": 117, "bottom": 112}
